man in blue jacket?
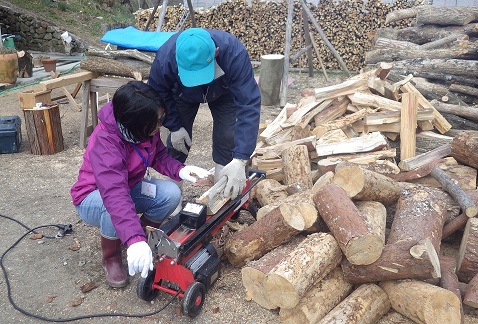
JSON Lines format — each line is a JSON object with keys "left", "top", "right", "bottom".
{"left": 148, "top": 28, "right": 261, "bottom": 200}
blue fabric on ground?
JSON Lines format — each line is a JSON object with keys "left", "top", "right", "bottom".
{"left": 100, "top": 26, "right": 176, "bottom": 52}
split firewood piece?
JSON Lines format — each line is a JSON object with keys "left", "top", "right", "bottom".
{"left": 388, "top": 185, "right": 448, "bottom": 252}
{"left": 439, "top": 256, "right": 465, "bottom": 323}
{"left": 451, "top": 130, "right": 478, "bottom": 170}
{"left": 282, "top": 144, "right": 312, "bottom": 189}
{"left": 398, "top": 143, "right": 451, "bottom": 171}
{"left": 457, "top": 218, "right": 478, "bottom": 283}
{"left": 312, "top": 97, "right": 349, "bottom": 126}
{"left": 262, "top": 232, "right": 342, "bottom": 309}
{"left": 334, "top": 160, "right": 400, "bottom": 177}
{"left": 380, "top": 280, "right": 462, "bottom": 324}
{"left": 279, "top": 267, "right": 352, "bottom": 324}
{"left": 430, "top": 167, "right": 478, "bottom": 218}
{"left": 348, "top": 91, "right": 402, "bottom": 111}
{"left": 400, "top": 92, "right": 418, "bottom": 161}
{"left": 311, "top": 107, "right": 373, "bottom": 139}
{"left": 341, "top": 238, "right": 440, "bottom": 284}
{"left": 224, "top": 204, "right": 306, "bottom": 267}
{"left": 318, "top": 283, "right": 390, "bottom": 324}
{"left": 400, "top": 81, "right": 452, "bottom": 134}
{"left": 254, "top": 135, "right": 316, "bottom": 157}
{"left": 313, "top": 184, "right": 384, "bottom": 265}
{"left": 464, "top": 272, "right": 478, "bottom": 308}
{"left": 315, "top": 131, "right": 388, "bottom": 157}
{"left": 332, "top": 164, "right": 401, "bottom": 206}
{"left": 254, "top": 178, "right": 288, "bottom": 207}
{"left": 259, "top": 103, "right": 292, "bottom": 141}
{"left": 313, "top": 78, "right": 368, "bottom": 100}
{"left": 241, "top": 235, "right": 305, "bottom": 310}
{"left": 280, "top": 99, "right": 322, "bottom": 129}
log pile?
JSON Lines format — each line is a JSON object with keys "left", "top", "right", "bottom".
{"left": 133, "top": 0, "right": 423, "bottom": 71}
{"left": 219, "top": 64, "right": 478, "bottom": 322}
{"left": 365, "top": 5, "right": 478, "bottom": 109}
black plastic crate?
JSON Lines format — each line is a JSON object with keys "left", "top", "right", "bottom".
{"left": 0, "top": 115, "right": 22, "bottom": 154}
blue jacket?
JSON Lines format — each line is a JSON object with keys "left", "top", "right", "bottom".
{"left": 148, "top": 29, "right": 261, "bottom": 161}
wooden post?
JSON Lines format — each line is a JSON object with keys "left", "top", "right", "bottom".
{"left": 156, "top": 0, "right": 169, "bottom": 32}
{"left": 301, "top": 8, "right": 313, "bottom": 77}
{"left": 23, "top": 105, "right": 64, "bottom": 155}
{"left": 309, "top": 32, "right": 328, "bottom": 81}
{"left": 279, "top": 0, "right": 294, "bottom": 107}
{"left": 144, "top": 0, "right": 161, "bottom": 31}
{"left": 258, "top": 54, "right": 284, "bottom": 106}
{"left": 185, "top": 0, "right": 196, "bottom": 28}
{"left": 299, "top": 0, "right": 351, "bottom": 77}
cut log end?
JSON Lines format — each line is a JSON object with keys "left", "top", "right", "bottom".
{"left": 263, "top": 274, "right": 300, "bottom": 309}
{"left": 465, "top": 205, "right": 478, "bottom": 218}
{"left": 345, "top": 234, "right": 384, "bottom": 265}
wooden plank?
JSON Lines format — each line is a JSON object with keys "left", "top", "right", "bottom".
{"left": 38, "top": 71, "right": 100, "bottom": 90}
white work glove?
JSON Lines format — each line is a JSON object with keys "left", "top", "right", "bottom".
{"left": 179, "top": 165, "right": 211, "bottom": 183}
{"left": 218, "top": 159, "right": 247, "bottom": 200}
{"left": 170, "top": 127, "right": 192, "bottom": 155}
{"left": 127, "top": 241, "right": 153, "bottom": 278}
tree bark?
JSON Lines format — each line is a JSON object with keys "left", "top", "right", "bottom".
{"left": 282, "top": 144, "right": 312, "bottom": 189}
{"left": 332, "top": 164, "right": 401, "bottom": 206}
{"left": 262, "top": 232, "right": 342, "bottom": 309}
{"left": 318, "top": 283, "right": 390, "bottom": 324}
{"left": 380, "top": 280, "right": 462, "bottom": 324}
{"left": 279, "top": 267, "right": 352, "bottom": 324}
{"left": 241, "top": 235, "right": 305, "bottom": 310}
{"left": 451, "top": 130, "right": 478, "bottom": 169}
{"left": 23, "top": 105, "right": 64, "bottom": 155}
{"left": 341, "top": 238, "right": 440, "bottom": 284}
{"left": 224, "top": 203, "right": 305, "bottom": 267}
{"left": 313, "top": 184, "right": 384, "bottom": 265}
{"left": 457, "top": 217, "right": 478, "bottom": 283}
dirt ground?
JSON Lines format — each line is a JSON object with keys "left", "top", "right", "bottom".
{"left": 0, "top": 69, "right": 335, "bottom": 324}
{"left": 2, "top": 67, "right": 478, "bottom": 324}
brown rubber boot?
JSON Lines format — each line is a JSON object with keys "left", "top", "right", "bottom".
{"left": 100, "top": 236, "right": 128, "bottom": 288}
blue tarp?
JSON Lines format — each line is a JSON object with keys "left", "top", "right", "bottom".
{"left": 100, "top": 26, "right": 176, "bottom": 52}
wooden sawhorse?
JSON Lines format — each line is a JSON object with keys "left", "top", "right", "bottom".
{"left": 80, "top": 76, "right": 135, "bottom": 148}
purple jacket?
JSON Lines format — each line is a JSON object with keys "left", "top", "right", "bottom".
{"left": 70, "top": 102, "right": 184, "bottom": 245}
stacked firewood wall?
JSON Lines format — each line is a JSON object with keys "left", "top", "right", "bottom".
{"left": 365, "top": 5, "right": 478, "bottom": 107}
{"left": 134, "top": 0, "right": 422, "bottom": 71}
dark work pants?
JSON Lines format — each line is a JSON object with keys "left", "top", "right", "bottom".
{"left": 167, "top": 92, "right": 236, "bottom": 166}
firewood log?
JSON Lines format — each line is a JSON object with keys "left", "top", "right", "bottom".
{"left": 318, "top": 283, "right": 390, "bottom": 324}
{"left": 313, "top": 184, "right": 384, "bottom": 265}
{"left": 254, "top": 178, "right": 288, "bottom": 207}
{"left": 279, "top": 267, "right": 352, "bottom": 324}
{"left": 388, "top": 184, "right": 447, "bottom": 251}
{"left": 380, "top": 280, "right": 462, "bottom": 324}
{"left": 430, "top": 167, "right": 478, "bottom": 217}
{"left": 282, "top": 144, "right": 312, "bottom": 189}
{"left": 224, "top": 203, "right": 306, "bottom": 267}
{"left": 262, "top": 232, "right": 342, "bottom": 309}
{"left": 342, "top": 238, "right": 440, "bottom": 284}
{"left": 464, "top": 272, "right": 478, "bottom": 308}
{"left": 241, "top": 235, "right": 305, "bottom": 310}
{"left": 451, "top": 130, "right": 478, "bottom": 169}
{"left": 439, "top": 255, "right": 465, "bottom": 323}
{"left": 332, "top": 164, "right": 401, "bottom": 206}
{"left": 457, "top": 217, "right": 478, "bottom": 283}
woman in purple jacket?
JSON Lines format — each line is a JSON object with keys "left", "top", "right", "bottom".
{"left": 71, "top": 81, "right": 210, "bottom": 288}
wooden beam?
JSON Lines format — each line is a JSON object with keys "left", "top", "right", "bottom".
{"left": 38, "top": 71, "right": 99, "bottom": 91}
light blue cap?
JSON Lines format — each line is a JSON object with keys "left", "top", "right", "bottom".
{"left": 176, "top": 28, "right": 215, "bottom": 87}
